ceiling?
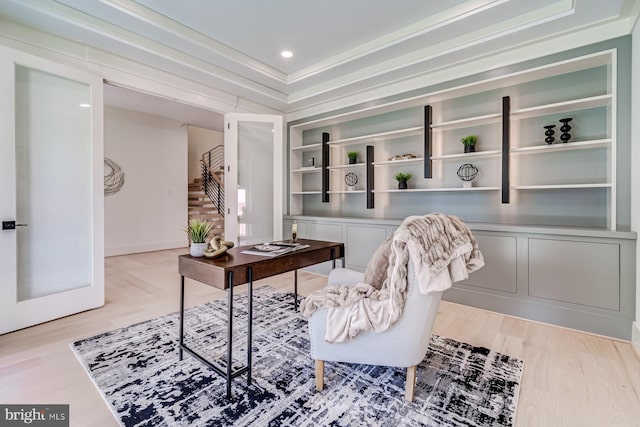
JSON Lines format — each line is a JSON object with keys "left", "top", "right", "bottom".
{"left": 1, "top": 0, "right": 638, "bottom": 126}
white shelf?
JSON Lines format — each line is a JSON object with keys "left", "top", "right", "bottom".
{"left": 372, "top": 157, "right": 423, "bottom": 166}
{"left": 291, "top": 143, "right": 322, "bottom": 152}
{"left": 431, "top": 150, "right": 501, "bottom": 160}
{"left": 291, "top": 191, "right": 323, "bottom": 195}
{"left": 327, "top": 190, "right": 366, "bottom": 194}
{"left": 511, "top": 183, "right": 612, "bottom": 190}
{"left": 327, "top": 126, "right": 422, "bottom": 147}
{"left": 510, "top": 139, "right": 611, "bottom": 154}
{"left": 374, "top": 187, "right": 500, "bottom": 193}
{"left": 327, "top": 163, "right": 366, "bottom": 170}
{"left": 431, "top": 113, "right": 501, "bottom": 130}
{"left": 511, "top": 94, "right": 611, "bottom": 120}
{"left": 291, "top": 167, "right": 322, "bottom": 173}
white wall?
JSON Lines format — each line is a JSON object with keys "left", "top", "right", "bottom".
{"left": 187, "top": 125, "right": 223, "bottom": 182}
{"left": 104, "top": 106, "right": 188, "bottom": 256}
{"left": 632, "top": 20, "right": 640, "bottom": 356}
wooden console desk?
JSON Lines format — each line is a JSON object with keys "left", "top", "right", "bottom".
{"left": 177, "top": 238, "right": 345, "bottom": 398}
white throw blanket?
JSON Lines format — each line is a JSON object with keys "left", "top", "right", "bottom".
{"left": 299, "top": 214, "right": 484, "bottom": 343}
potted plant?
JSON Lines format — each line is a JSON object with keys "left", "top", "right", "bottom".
{"left": 460, "top": 135, "right": 477, "bottom": 153}
{"left": 184, "top": 218, "right": 213, "bottom": 257}
{"left": 394, "top": 172, "right": 412, "bottom": 190}
{"left": 347, "top": 151, "right": 358, "bottom": 164}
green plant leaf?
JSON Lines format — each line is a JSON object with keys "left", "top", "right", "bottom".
{"left": 394, "top": 172, "right": 412, "bottom": 182}
{"left": 184, "top": 218, "right": 213, "bottom": 243}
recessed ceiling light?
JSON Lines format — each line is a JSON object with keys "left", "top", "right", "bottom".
{"left": 79, "top": 103, "right": 91, "bottom": 108}
{"left": 280, "top": 50, "right": 293, "bottom": 58}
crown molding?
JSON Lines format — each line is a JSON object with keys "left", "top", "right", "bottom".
{"left": 286, "top": 19, "right": 629, "bottom": 121}
{"left": 13, "top": 0, "right": 289, "bottom": 103}
{"left": 285, "top": 0, "right": 510, "bottom": 83}
{"left": 100, "top": 0, "right": 288, "bottom": 84}
{"left": 286, "top": 0, "right": 576, "bottom": 105}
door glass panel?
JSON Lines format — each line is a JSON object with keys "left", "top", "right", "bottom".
{"left": 237, "top": 121, "right": 274, "bottom": 245}
{"left": 15, "top": 65, "right": 93, "bottom": 301}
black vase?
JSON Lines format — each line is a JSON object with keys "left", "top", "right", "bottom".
{"left": 559, "top": 118, "right": 572, "bottom": 143}
{"left": 464, "top": 145, "right": 475, "bottom": 153}
{"left": 544, "top": 125, "right": 555, "bottom": 144}
{"left": 348, "top": 158, "right": 357, "bottom": 164}
{"left": 398, "top": 181, "right": 408, "bottom": 190}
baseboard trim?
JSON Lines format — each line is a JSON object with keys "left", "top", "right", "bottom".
{"left": 106, "top": 240, "right": 186, "bottom": 257}
{"left": 633, "top": 322, "right": 640, "bottom": 358}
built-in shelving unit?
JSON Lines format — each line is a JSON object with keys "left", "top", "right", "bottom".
{"left": 511, "top": 183, "right": 612, "bottom": 190}
{"left": 290, "top": 167, "right": 322, "bottom": 173}
{"left": 327, "top": 163, "right": 366, "bottom": 170}
{"left": 289, "top": 49, "right": 617, "bottom": 230}
{"left": 374, "top": 187, "right": 500, "bottom": 193}
{"left": 510, "top": 138, "right": 611, "bottom": 153}
{"left": 327, "top": 127, "right": 422, "bottom": 147}
{"left": 372, "top": 158, "right": 423, "bottom": 166}
{"left": 431, "top": 113, "right": 501, "bottom": 130}
{"left": 285, "top": 45, "right": 633, "bottom": 342}
{"left": 510, "top": 94, "right": 611, "bottom": 120}
{"left": 430, "top": 151, "right": 501, "bottom": 160}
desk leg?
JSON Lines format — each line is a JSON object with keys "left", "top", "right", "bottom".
{"left": 179, "top": 275, "right": 185, "bottom": 361}
{"left": 226, "top": 271, "right": 234, "bottom": 399}
{"left": 247, "top": 266, "right": 253, "bottom": 385}
{"left": 331, "top": 248, "right": 336, "bottom": 269}
{"left": 294, "top": 269, "right": 298, "bottom": 311}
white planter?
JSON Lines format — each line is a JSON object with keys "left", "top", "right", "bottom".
{"left": 190, "top": 242, "right": 209, "bottom": 257}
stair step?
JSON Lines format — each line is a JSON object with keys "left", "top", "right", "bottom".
{"left": 188, "top": 211, "right": 220, "bottom": 215}
{"left": 188, "top": 215, "right": 224, "bottom": 222}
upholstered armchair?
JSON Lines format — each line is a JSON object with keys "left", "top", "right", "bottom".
{"left": 307, "top": 259, "right": 443, "bottom": 402}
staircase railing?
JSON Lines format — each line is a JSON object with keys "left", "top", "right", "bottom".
{"left": 201, "top": 146, "right": 225, "bottom": 217}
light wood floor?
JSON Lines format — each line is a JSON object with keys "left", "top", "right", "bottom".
{"left": 1, "top": 248, "right": 639, "bottom": 426}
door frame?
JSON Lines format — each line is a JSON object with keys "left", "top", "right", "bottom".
{"left": 0, "top": 46, "right": 104, "bottom": 334}
{"left": 224, "top": 113, "right": 284, "bottom": 245}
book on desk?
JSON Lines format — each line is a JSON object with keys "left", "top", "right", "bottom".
{"left": 240, "top": 241, "right": 310, "bottom": 257}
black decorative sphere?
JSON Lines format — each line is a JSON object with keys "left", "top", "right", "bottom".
{"left": 344, "top": 172, "right": 358, "bottom": 187}
{"left": 457, "top": 163, "right": 479, "bottom": 182}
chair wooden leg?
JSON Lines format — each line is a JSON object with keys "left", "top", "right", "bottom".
{"left": 405, "top": 365, "right": 417, "bottom": 402}
{"left": 315, "top": 360, "right": 324, "bottom": 391}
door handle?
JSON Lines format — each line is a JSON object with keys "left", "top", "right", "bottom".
{"left": 2, "top": 221, "right": 28, "bottom": 230}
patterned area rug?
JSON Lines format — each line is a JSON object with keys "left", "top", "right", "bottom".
{"left": 72, "top": 287, "right": 523, "bottom": 426}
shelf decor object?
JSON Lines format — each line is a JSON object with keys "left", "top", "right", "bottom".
{"left": 559, "top": 118, "right": 573, "bottom": 143}
{"left": 345, "top": 172, "right": 358, "bottom": 191}
{"left": 544, "top": 125, "right": 556, "bottom": 144}
{"left": 347, "top": 151, "right": 358, "bottom": 164}
{"left": 457, "top": 163, "right": 479, "bottom": 188}
{"left": 461, "top": 135, "right": 477, "bottom": 153}
{"left": 394, "top": 172, "right": 412, "bottom": 190}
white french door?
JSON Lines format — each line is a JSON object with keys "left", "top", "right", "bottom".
{"left": 224, "top": 114, "right": 284, "bottom": 246}
{"left": 0, "top": 47, "right": 104, "bottom": 334}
